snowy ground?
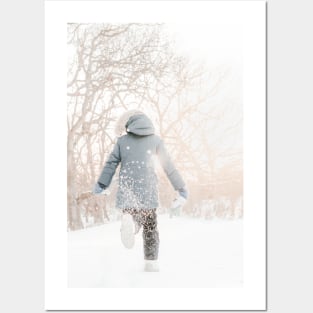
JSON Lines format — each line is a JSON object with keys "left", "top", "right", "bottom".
{"left": 68, "top": 214, "right": 243, "bottom": 288}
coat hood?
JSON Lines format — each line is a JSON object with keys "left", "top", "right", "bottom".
{"left": 125, "top": 113, "right": 155, "bottom": 136}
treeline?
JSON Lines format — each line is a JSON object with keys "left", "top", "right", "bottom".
{"left": 67, "top": 23, "right": 242, "bottom": 230}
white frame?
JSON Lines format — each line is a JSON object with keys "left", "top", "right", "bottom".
{"left": 45, "top": 1, "right": 266, "bottom": 310}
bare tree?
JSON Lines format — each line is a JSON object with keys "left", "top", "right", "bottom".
{"left": 67, "top": 23, "right": 243, "bottom": 230}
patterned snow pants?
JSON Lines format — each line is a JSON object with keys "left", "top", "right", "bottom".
{"left": 122, "top": 208, "right": 159, "bottom": 260}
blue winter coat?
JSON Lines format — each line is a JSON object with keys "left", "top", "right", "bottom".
{"left": 97, "top": 114, "right": 185, "bottom": 209}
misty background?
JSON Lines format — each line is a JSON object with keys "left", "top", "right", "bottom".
{"left": 67, "top": 23, "right": 243, "bottom": 231}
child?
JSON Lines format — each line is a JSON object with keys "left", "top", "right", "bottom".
{"left": 93, "top": 111, "right": 188, "bottom": 272}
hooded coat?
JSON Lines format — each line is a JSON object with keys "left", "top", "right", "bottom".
{"left": 97, "top": 113, "right": 185, "bottom": 209}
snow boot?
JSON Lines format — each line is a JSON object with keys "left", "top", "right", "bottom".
{"left": 120, "top": 213, "right": 135, "bottom": 249}
{"left": 144, "top": 260, "right": 159, "bottom": 272}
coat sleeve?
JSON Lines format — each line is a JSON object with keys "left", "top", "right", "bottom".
{"left": 156, "top": 139, "right": 185, "bottom": 190}
{"left": 97, "top": 141, "right": 121, "bottom": 188}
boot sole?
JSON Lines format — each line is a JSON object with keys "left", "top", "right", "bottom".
{"left": 120, "top": 213, "right": 135, "bottom": 249}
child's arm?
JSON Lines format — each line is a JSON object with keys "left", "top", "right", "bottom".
{"left": 96, "top": 141, "right": 121, "bottom": 190}
{"left": 156, "top": 139, "right": 186, "bottom": 193}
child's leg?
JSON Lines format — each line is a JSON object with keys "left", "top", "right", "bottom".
{"left": 122, "top": 208, "right": 141, "bottom": 234}
{"left": 140, "top": 208, "right": 159, "bottom": 260}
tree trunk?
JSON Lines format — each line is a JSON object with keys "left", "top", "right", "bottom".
{"left": 67, "top": 133, "right": 84, "bottom": 231}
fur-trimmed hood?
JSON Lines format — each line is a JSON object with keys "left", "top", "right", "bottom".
{"left": 125, "top": 114, "right": 155, "bottom": 136}
{"left": 115, "top": 110, "right": 154, "bottom": 136}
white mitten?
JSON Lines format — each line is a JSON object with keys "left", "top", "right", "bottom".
{"left": 169, "top": 196, "right": 186, "bottom": 217}
{"left": 101, "top": 189, "right": 111, "bottom": 196}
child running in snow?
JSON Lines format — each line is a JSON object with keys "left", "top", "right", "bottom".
{"left": 93, "top": 111, "right": 188, "bottom": 272}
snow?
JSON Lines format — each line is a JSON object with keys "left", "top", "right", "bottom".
{"left": 68, "top": 214, "right": 243, "bottom": 288}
